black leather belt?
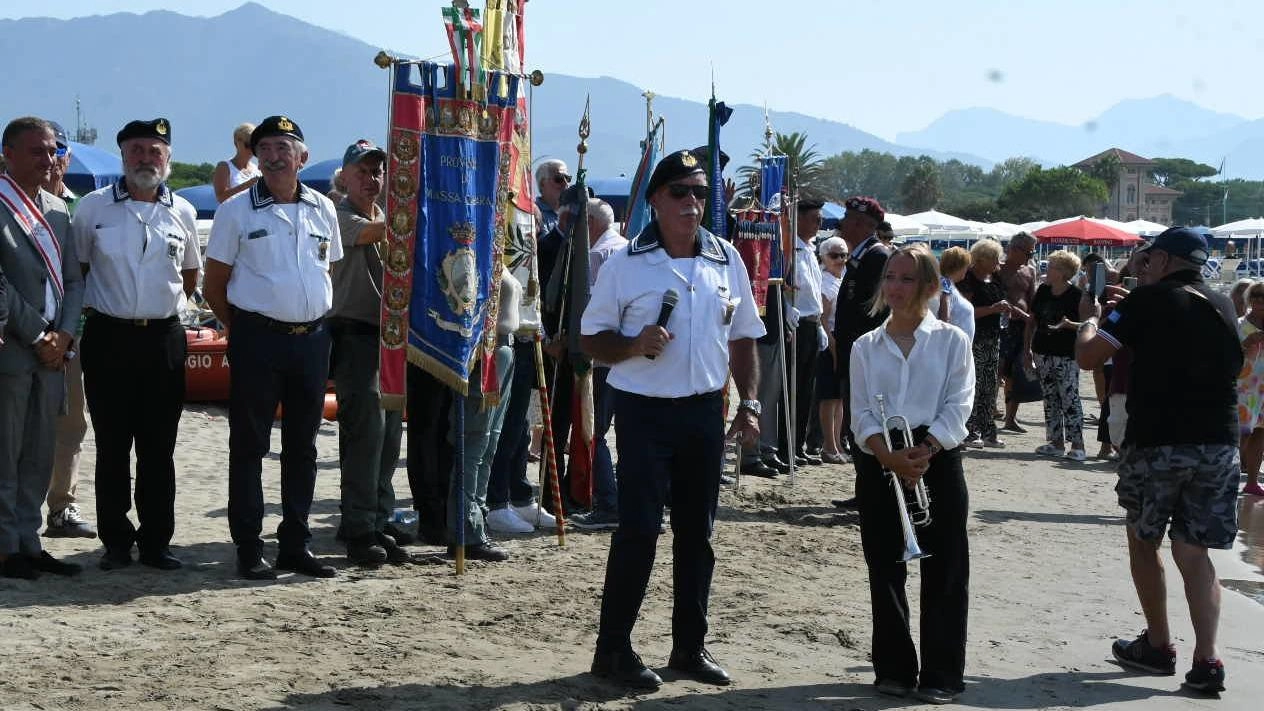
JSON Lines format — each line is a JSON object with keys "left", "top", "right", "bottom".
{"left": 233, "top": 308, "right": 323, "bottom": 336}
{"left": 799, "top": 315, "right": 820, "bottom": 324}
{"left": 86, "top": 310, "right": 177, "bottom": 327}
{"left": 616, "top": 388, "right": 722, "bottom": 405}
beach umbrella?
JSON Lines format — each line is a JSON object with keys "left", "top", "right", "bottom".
{"left": 1212, "top": 217, "right": 1264, "bottom": 236}
{"left": 1124, "top": 219, "right": 1169, "bottom": 236}
{"left": 1032, "top": 216, "right": 1142, "bottom": 247}
{"left": 63, "top": 140, "right": 122, "bottom": 196}
{"left": 904, "top": 209, "right": 972, "bottom": 231}
{"left": 883, "top": 212, "right": 929, "bottom": 236}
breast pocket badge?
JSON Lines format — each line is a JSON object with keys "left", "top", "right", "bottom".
{"left": 167, "top": 241, "right": 179, "bottom": 259}
{"left": 723, "top": 297, "right": 738, "bottom": 325}
{"left": 313, "top": 235, "right": 330, "bottom": 261}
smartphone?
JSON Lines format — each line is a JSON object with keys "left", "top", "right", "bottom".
{"left": 1123, "top": 276, "right": 1138, "bottom": 290}
{"left": 1089, "top": 262, "right": 1107, "bottom": 299}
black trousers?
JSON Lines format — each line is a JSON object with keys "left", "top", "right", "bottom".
{"left": 793, "top": 322, "right": 821, "bottom": 454}
{"left": 406, "top": 363, "right": 453, "bottom": 536}
{"left": 226, "top": 312, "right": 330, "bottom": 562}
{"left": 596, "top": 389, "right": 723, "bottom": 654}
{"left": 81, "top": 315, "right": 185, "bottom": 555}
{"left": 487, "top": 341, "right": 537, "bottom": 508}
{"left": 855, "top": 430, "right": 970, "bottom": 693}
{"left": 542, "top": 354, "right": 574, "bottom": 511}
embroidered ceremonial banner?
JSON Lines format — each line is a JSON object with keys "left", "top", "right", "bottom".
{"left": 706, "top": 96, "right": 733, "bottom": 237}
{"left": 379, "top": 62, "right": 521, "bottom": 406}
{"left": 760, "top": 155, "right": 787, "bottom": 207}
{"left": 732, "top": 209, "right": 777, "bottom": 315}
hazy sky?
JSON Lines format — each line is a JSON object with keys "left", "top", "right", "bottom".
{"left": 9, "top": 0, "right": 1264, "bottom": 139}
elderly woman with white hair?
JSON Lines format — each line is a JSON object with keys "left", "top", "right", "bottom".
{"left": 816, "top": 235, "right": 849, "bottom": 462}
{"left": 957, "top": 239, "right": 1012, "bottom": 448}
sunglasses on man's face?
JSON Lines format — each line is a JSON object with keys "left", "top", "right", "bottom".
{"left": 666, "top": 183, "right": 708, "bottom": 200}
{"left": 551, "top": 174, "right": 572, "bottom": 186}
{"left": 55, "top": 146, "right": 67, "bottom": 158}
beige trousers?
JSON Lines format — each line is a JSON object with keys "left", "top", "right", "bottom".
{"left": 48, "top": 355, "right": 86, "bottom": 513}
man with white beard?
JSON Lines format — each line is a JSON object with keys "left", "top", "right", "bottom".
{"left": 72, "top": 118, "right": 201, "bottom": 571}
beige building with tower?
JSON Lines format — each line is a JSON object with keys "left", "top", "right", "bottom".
{"left": 1073, "top": 148, "right": 1180, "bottom": 225}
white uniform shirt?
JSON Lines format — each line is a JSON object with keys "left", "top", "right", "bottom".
{"left": 581, "top": 226, "right": 765, "bottom": 398}
{"left": 206, "top": 181, "right": 342, "bottom": 323}
{"left": 588, "top": 226, "right": 628, "bottom": 287}
{"left": 850, "top": 311, "right": 975, "bottom": 453}
{"left": 792, "top": 239, "right": 823, "bottom": 318}
{"left": 73, "top": 181, "right": 201, "bottom": 319}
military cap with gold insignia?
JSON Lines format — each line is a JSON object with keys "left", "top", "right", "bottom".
{"left": 250, "top": 115, "right": 305, "bottom": 150}
{"left": 116, "top": 118, "right": 172, "bottom": 146}
{"left": 647, "top": 149, "right": 707, "bottom": 197}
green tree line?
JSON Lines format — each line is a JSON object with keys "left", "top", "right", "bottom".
{"left": 748, "top": 133, "right": 1264, "bottom": 226}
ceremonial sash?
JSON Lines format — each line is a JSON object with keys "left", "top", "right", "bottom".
{"left": 0, "top": 173, "right": 63, "bottom": 300}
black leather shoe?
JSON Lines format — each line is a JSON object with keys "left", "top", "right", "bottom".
{"left": 276, "top": 551, "right": 337, "bottom": 578}
{"left": 382, "top": 522, "right": 416, "bottom": 546}
{"left": 831, "top": 497, "right": 859, "bottom": 509}
{"left": 450, "top": 542, "right": 509, "bottom": 562}
{"left": 762, "top": 455, "right": 791, "bottom": 474}
{"left": 793, "top": 455, "right": 809, "bottom": 467}
{"left": 376, "top": 532, "right": 413, "bottom": 565}
{"left": 238, "top": 557, "right": 278, "bottom": 580}
{"left": 800, "top": 452, "right": 823, "bottom": 466}
{"left": 100, "top": 548, "right": 133, "bottom": 571}
{"left": 591, "top": 648, "right": 663, "bottom": 690}
{"left": 668, "top": 647, "right": 731, "bottom": 686}
{"left": 2, "top": 554, "right": 39, "bottom": 580}
{"left": 806, "top": 444, "right": 823, "bottom": 456}
{"left": 346, "top": 535, "right": 388, "bottom": 566}
{"left": 740, "top": 460, "right": 779, "bottom": 478}
{"left": 31, "top": 550, "right": 82, "bottom": 576}
{"left": 138, "top": 548, "right": 183, "bottom": 571}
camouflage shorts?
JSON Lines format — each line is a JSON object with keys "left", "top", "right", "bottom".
{"left": 1116, "top": 444, "right": 1239, "bottom": 549}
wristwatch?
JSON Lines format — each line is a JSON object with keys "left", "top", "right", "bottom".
{"left": 921, "top": 438, "right": 942, "bottom": 456}
{"left": 737, "top": 399, "right": 762, "bottom": 416}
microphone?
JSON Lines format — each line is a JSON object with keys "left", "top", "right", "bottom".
{"left": 646, "top": 288, "right": 679, "bottom": 360}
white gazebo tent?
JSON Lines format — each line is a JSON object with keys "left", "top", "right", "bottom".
{"left": 1213, "top": 217, "right": 1264, "bottom": 269}
{"left": 1124, "top": 219, "right": 1169, "bottom": 236}
{"left": 904, "top": 209, "right": 973, "bottom": 232}
{"left": 882, "top": 212, "right": 930, "bottom": 237}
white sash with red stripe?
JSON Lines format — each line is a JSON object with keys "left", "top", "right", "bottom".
{"left": 0, "top": 172, "right": 63, "bottom": 299}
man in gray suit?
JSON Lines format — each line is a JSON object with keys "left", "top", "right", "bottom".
{"left": 0, "top": 116, "right": 85, "bottom": 579}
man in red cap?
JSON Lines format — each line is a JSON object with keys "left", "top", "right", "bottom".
{"left": 830, "top": 196, "right": 891, "bottom": 508}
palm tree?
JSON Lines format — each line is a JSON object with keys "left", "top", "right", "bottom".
{"left": 735, "top": 131, "right": 826, "bottom": 202}
{"left": 1087, "top": 152, "right": 1123, "bottom": 218}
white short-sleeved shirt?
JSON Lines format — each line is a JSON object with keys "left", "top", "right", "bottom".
{"left": 928, "top": 280, "right": 976, "bottom": 342}
{"left": 588, "top": 226, "right": 628, "bottom": 286}
{"left": 581, "top": 225, "right": 765, "bottom": 398}
{"left": 206, "top": 180, "right": 342, "bottom": 323}
{"left": 821, "top": 271, "right": 841, "bottom": 330}
{"left": 792, "top": 240, "right": 824, "bottom": 318}
{"left": 850, "top": 311, "right": 975, "bottom": 453}
{"left": 73, "top": 181, "right": 201, "bottom": 319}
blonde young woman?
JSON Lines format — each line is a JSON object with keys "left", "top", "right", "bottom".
{"left": 1026, "top": 249, "right": 1087, "bottom": 460}
{"left": 850, "top": 245, "right": 975, "bottom": 704}
{"left": 211, "top": 123, "right": 260, "bottom": 203}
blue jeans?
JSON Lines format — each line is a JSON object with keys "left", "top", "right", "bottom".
{"left": 447, "top": 344, "right": 514, "bottom": 546}
{"left": 487, "top": 341, "right": 537, "bottom": 508}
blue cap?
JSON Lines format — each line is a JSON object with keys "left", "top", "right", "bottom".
{"left": 48, "top": 121, "right": 68, "bottom": 148}
{"left": 1139, "top": 226, "right": 1209, "bottom": 266}
{"left": 342, "top": 139, "right": 386, "bottom": 168}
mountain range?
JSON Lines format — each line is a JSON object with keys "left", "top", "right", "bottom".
{"left": 3, "top": 3, "right": 1261, "bottom": 180}
{"left": 897, "top": 96, "right": 1263, "bottom": 179}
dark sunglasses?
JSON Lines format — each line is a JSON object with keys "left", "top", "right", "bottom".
{"left": 551, "top": 174, "right": 571, "bottom": 185}
{"left": 55, "top": 146, "right": 68, "bottom": 157}
{"left": 826, "top": 252, "right": 846, "bottom": 259}
{"left": 666, "top": 183, "right": 709, "bottom": 200}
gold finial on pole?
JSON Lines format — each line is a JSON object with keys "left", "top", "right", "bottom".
{"left": 374, "top": 50, "right": 395, "bottom": 69}
{"left": 529, "top": 69, "right": 545, "bottom": 86}
{"left": 576, "top": 94, "right": 591, "bottom": 168}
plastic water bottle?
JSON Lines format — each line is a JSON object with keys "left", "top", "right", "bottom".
{"left": 390, "top": 508, "right": 418, "bottom": 528}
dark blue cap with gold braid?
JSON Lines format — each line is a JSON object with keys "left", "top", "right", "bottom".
{"left": 250, "top": 115, "right": 304, "bottom": 150}
{"left": 116, "top": 118, "right": 171, "bottom": 146}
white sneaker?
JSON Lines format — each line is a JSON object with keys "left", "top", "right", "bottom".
{"left": 487, "top": 506, "right": 534, "bottom": 535}
{"left": 512, "top": 502, "right": 557, "bottom": 529}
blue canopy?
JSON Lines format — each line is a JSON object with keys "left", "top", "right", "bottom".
{"left": 174, "top": 184, "right": 218, "bottom": 220}
{"left": 298, "top": 158, "right": 341, "bottom": 196}
{"left": 64, "top": 141, "right": 122, "bottom": 196}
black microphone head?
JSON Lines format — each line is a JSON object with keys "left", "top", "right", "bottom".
{"left": 662, "top": 288, "right": 679, "bottom": 307}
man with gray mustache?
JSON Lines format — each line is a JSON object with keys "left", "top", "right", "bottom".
{"left": 73, "top": 118, "right": 200, "bottom": 571}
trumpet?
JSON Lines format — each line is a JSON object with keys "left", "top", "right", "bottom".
{"left": 874, "top": 394, "right": 932, "bottom": 563}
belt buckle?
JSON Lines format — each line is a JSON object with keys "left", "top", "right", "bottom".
{"left": 134, "top": 318, "right": 150, "bottom": 326}
{"left": 291, "top": 324, "right": 310, "bottom": 335}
